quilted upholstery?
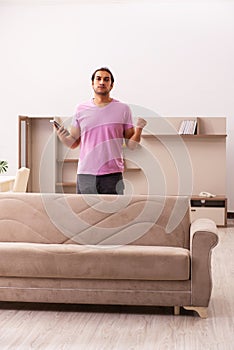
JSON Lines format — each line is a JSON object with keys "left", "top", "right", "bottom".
{"left": 0, "top": 193, "right": 190, "bottom": 247}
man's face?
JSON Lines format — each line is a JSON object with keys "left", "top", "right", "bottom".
{"left": 92, "top": 70, "right": 113, "bottom": 96}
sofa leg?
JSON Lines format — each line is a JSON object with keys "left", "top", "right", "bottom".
{"left": 183, "top": 306, "right": 208, "bottom": 318}
{"left": 174, "top": 306, "right": 180, "bottom": 315}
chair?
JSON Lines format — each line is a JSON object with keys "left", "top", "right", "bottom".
{"left": 12, "top": 167, "right": 30, "bottom": 192}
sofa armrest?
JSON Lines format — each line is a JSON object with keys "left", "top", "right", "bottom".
{"left": 190, "top": 218, "right": 219, "bottom": 306}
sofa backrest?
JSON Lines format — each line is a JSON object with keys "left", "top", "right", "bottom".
{"left": 0, "top": 193, "right": 191, "bottom": 249}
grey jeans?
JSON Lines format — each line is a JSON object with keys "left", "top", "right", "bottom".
{"left": 76, "top": 172, "right": 124, "bottom": 194}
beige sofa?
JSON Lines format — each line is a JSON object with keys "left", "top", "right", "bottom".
{"left": 0, "top": 192, "right": 218, "bottom": 318}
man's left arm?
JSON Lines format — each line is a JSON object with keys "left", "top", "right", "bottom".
{"left": 124, "top": 118, "right": 147, "bottom": 150}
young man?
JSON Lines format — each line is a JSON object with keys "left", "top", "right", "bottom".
{"left": 56, "top": 67, "right": 147, "bottom": 194}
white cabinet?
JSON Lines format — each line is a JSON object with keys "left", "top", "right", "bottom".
{"left": 190, "top": 197, "right": 227, "bottom": 227}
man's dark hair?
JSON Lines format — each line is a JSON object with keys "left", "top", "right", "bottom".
{"left": 91, "top": 67, "right": 114, "bottom": 85}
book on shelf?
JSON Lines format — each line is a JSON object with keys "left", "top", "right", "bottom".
{"left": 178, "top": 120, "right": 197, "bottom": 135}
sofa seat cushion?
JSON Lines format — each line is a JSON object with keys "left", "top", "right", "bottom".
{"left": 0, "top": 243, "right": 190, "bottom": 281}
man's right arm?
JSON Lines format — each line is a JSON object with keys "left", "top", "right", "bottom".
{"left": 56, "top": 125, "right": 81, "bottom": 149}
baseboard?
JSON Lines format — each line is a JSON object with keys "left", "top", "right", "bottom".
{"left": 227, "top": 212, "right": 234, "bottom": 219}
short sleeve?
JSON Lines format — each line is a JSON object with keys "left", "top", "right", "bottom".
{"left": 71, "top": 105, "right": 80, "bottom": 129}
{"left": 124, "top": 105, "right": 134, "bottom": 130}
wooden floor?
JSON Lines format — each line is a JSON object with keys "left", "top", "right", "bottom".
{"left": 0, "top": 221, "right": 233, "bottom": 350}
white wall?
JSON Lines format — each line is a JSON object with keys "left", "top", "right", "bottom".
{"left": 0, "top": 0, "right": 234, "bottom": 210}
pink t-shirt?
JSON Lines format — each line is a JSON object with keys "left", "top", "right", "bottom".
{"left": 72, "top": 99, "right": 133, "bottom": 175}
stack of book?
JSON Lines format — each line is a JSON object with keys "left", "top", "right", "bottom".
{"left": 178, "top": 120, "right": 197, "bottom": 135}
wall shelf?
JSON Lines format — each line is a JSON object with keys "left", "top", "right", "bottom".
{"left": 180, "top": 134, "right": 227, "bottom": 139}
{"left": 124, "top": 160, "right": 141, "bottom": 172}
{"left": 124, "top": 116, "right": 226, "bottom": 202}
{"left": 125, "top": 168, "right": 141, "bottom": 171}
{"left": 18, "top": 115, "right": 226, "bottom": 208}
{"left": 141, "top": 134, "right": 227, "bottom": 139}
{"left": 56, "top": 182, "right": 76, "bottom": 187}
{"left": 57, "top": 159, "right": 78, "bottom": 163}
